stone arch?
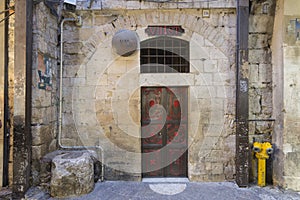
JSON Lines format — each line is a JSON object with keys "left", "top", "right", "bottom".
{"left": 130, "top": 11, "right": 235, "bottom": 62}
{"left": 80, "top": 10, "right": 235, "bottom": 66}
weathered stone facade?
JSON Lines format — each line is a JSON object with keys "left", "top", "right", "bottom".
{"left": 0, "top": 1, "right": 5, "bottom": 188}
{"left": 31, "top": 2, "right": 59, "bottom": 185}
{"left": 3, "top": 0, "right": 300, "bottom": 198}
{"left": 60, "top": 1, "right": 237, "bottom": 181}
{"left": 248, "top": 0, "right": 276, "bottom": 183}
{"left": 0, "top": 0, "right": 15, "bottom": 188}
{"left": 249, "top": 0, "right": 275, "bottom": 139}
{"left": 76, "top": 0, "right": 236, "bottom": 10}
{"left": 275, "top": 0, "right": 300, "bottom": 191}
{"left": 7, "top": 0, "right": 15, "bottom": 186}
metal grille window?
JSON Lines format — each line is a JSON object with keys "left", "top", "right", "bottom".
{"left": 140, "top": 37, "right": 190, "bottom": 73}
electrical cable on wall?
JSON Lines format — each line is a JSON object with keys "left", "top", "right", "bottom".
{"left": 0, "top": 6, "right": 13, "bottom": 15}
{"left": 0, "top": 12, "right": 14, "bottom": 24}
{"left": 0, "top": 5, "right": 14, "bottom": 24}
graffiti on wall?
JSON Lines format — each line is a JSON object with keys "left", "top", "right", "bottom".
{"left": 297, "top": 19, "right": 300, "bottom": 40}
{"left": 37, "top": 53, "right": 52, "bottom": 90}
{"left": 288, "top": 18, "right": 300, "bottom": 40}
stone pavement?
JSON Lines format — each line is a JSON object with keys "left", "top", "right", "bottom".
{"left": 24, "top": 180, "right": 300, "bottom": 200}
{"left": 0, "top": 187, "right": 12, "bottom": 200}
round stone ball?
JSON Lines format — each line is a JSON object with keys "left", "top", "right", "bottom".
{"left": 112, "top": 29, "right": 139, "bottom": 57}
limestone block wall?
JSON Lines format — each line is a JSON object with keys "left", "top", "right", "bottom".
{"left": 62, "top": 9, "right": 236, "bottom": 181}
{"left": 281, "top": 0, "right": 300, "bottom": 191}
{"left": 248, "top": 0, "right": 276, "bottom": 183}
{"left": 31, "top": 2, "right": 59, "bottom": 185}
{"left": 248, "top": 0, "right": 275, "bottom": 143}
{"left": 271, "top": 0, "right": 300, "bottom": 192}
{"left": 8, "top": 1, "right": 14, "bottom": 185}
{"left": 0, "top": 1, "right": 5, "bottom": 188}
{"left": 76, "top": 0, "right": 236, "bottom": 10}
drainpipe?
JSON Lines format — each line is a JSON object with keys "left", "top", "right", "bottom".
{"left": 59, "top": 17, "right": 104, "bottom": 182}
{"left": 2, "top": 0, "right": 10, "bottom": 187}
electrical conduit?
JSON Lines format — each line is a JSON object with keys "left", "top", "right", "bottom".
{"left": 59, "top": 17, "right": 104, "bottom": 182}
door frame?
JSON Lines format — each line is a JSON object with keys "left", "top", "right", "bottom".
{"left": 141, "top": 86, "right": 188, "bottom": 178}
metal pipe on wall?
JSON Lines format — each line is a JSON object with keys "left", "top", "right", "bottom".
{"left": 2, "top": 0, "right": 10, "bottom": 187}
{"left": 59, "top": 17, "right": 105, "bottom": 182}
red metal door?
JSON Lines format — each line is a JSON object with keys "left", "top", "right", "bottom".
{"left": 141, "top": 87, "right": 188, "bottom": 177}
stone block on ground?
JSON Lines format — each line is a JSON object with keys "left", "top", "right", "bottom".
{"left": 50, "top": 151, "right": 95, "bottom": 198}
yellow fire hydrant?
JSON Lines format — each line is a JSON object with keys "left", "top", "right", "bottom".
{"left": 253, "top": 141, "right": 273, "bottom": 187}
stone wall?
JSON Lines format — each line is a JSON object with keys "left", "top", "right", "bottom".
{"left": 248, "top": 0, "right": 276, "bottom": 183}
{"left": 8, "top": 0, "right": 15, "bottom": 186}
{"left": 271, "top": 0, "right": 300, "bottom": 192}
{"left": 21, "top": 0, "right": 300, "bottom": 193}
{"left": 76, "top": 0, "right": 236, "bottom": 10}
{"left": 0, "top": 2, "right": 15, "bottom": 188}
{"left": 0, "top": 0, "right": 15, "bottom": 187}
{"left": 0, "top": 0, "right": 5, "bottom": 188}
{"left": 248, "top": 0, "right": 275, "bottom": 143}
{"left": 61, "top": 8, "right": 237, "bottom": 181}
{"left": 281, "top": 0, "right": 300, "bottom": 191}
{"left": 31, "top": 2, "right": 59, "bottom": 185}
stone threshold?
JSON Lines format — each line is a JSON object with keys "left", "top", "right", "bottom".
{"left": 142, "top": 178, "right": 189, "bottom": 183}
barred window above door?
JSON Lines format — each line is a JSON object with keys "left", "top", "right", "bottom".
{"left": 140, "top": 37, "right": 190, "bottom": 73}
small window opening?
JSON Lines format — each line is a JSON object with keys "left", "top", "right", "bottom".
{"left": 140, "top": 36, "right": 190, "bottom": 73}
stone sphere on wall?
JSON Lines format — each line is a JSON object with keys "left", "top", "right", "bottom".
{"left": 112, "top": 29, "right": 139, "bottom": 57}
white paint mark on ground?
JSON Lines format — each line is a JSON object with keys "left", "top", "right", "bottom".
{"left": 149, "top": 184, "right": 187, "bottom": 195}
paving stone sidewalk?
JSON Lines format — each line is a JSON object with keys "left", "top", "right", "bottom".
{"left": 0, "top": 187, "right": 12, "bottom": 200}
{"left": 24, "top": 181, "right": 300, "bottom": 200}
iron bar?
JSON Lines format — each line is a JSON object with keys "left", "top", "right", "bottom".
{"left": 248, "top": 119, "right": 275, "bottom": 122}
